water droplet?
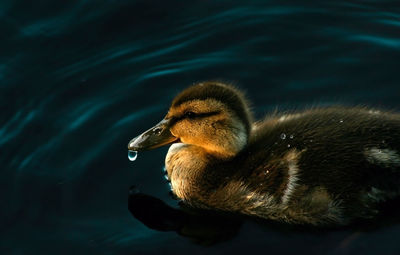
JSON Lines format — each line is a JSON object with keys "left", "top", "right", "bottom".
{"left": 287, "top": 144, "right": 291, "bottom": 148}
{"left": 128, "top": 150, "right": 138, "bottom": 161}
{"left": 339, "top": 119, "right": 343, "bottom": 123}
{"left": 168, "top": 182, "right": 173, "bottom": 190}
{"left": 290, "top": 135, "right": 294, "bottom": 139}
{"left": 280, "top": 133, "right": 286, "bottom": 139}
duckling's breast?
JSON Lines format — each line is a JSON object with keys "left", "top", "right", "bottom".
{"left": 165, "top": 143, "right": 211, "bottom": 203}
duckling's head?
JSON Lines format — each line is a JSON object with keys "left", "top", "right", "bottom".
{"left": 128, "top": 82, "right": 253, "bottom": 158}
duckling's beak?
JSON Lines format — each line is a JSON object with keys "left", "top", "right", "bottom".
{"left": 128, "top": 118, "right": 178, "bottom": 151}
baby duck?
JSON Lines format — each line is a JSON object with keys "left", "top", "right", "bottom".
{"left": 128, "top": 81, "right": 400, "bottom": 227}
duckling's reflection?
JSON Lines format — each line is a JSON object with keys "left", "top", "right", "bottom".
{"left": 128, "top": 186, "right": 242, "bottom": 245}
{"left": 128, "top": 186, "right": 400, "bottom": 245}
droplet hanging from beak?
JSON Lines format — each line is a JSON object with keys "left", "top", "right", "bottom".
{"left": 128, "top": 150, "right": 138, "bottom": 161}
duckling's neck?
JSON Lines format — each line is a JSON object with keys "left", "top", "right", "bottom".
{"left": 165, "top": 143, "right": 232, "bottom": 203}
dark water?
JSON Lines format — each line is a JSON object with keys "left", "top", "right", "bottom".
{"left": 2, "top": 0, "right": 400, "bottom": 254}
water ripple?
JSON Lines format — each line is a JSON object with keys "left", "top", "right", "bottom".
{"left": 349, "top": 35, "right": 400, "bottom": 49}
{"left": 112, "top": 106, "right": 162, "bottom": 129}
{"left": 378, "top": 19, "right": 400, "bottom": 27}
{"left": 68, "top": 102, "right": 109, "bottom": 130}
{"left": 0, "top": 110, "right": 36, "bottom": 147}
{"left": 180, "top": 6, "right": 326, "bottom": 30}
{"left": 56, "top": 45, "right": 140, "bottom": 78}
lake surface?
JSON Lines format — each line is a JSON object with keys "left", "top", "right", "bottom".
{"left": 1, "top": 0, "right": 400, "bottom": 254}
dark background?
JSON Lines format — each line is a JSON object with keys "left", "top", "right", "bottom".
{"left": 1, "top": 0, "right": 400, "bottom": 254}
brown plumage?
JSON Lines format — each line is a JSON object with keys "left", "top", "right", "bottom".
{"left": 128, "top": 81, "right": 400, "bottom": 226}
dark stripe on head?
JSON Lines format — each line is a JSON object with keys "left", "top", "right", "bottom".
{"left": 172, "top": 82, "right": 253, "bottom": 134}
{"left": 172, "top": 111, "right": 221, "bottom": 124}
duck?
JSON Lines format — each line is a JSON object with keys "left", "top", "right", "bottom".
{"left": 128, "top": 81, "right": 400, "bottom": 227}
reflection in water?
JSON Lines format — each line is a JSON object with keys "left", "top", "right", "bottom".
{"left": 1, "top": 0, "right": 400, "bottom": 254}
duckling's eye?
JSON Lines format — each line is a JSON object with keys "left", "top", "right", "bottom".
{"left": 184, "top": 111, "right": 196, "bottom": 118}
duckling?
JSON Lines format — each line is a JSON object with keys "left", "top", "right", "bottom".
{"left": 128, "top": 81, "right": 400, "bottom": 227}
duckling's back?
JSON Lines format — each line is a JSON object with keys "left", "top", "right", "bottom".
{"left": 230, "top": 107, "right": 400, "bottom": 225}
